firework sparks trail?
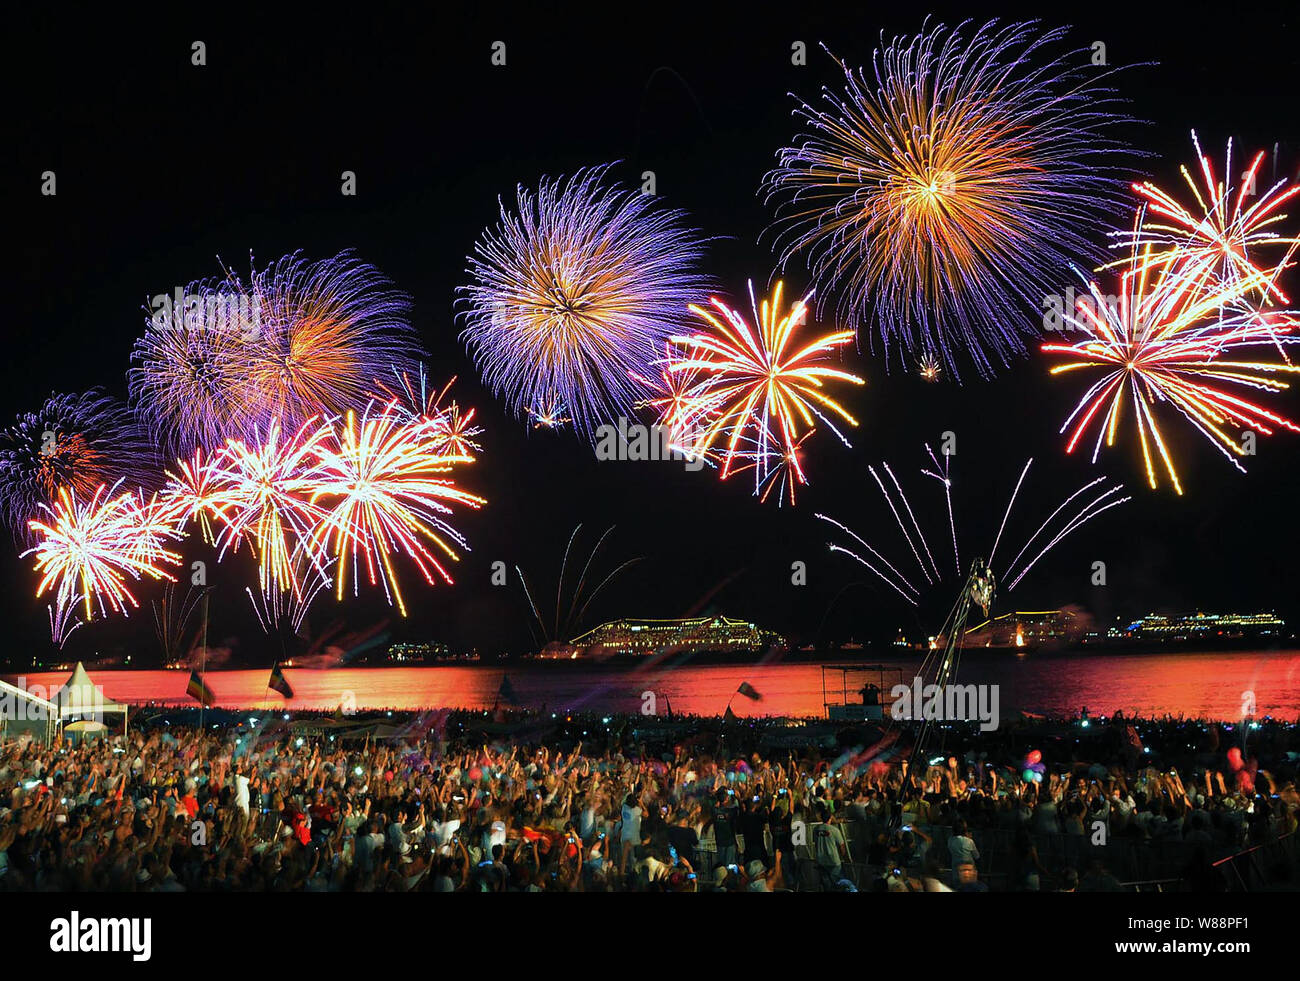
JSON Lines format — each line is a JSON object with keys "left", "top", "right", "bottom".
{"left": 24, "top": 483, "right": 185, "bottom": 625}
{"left": 920, "top": 444, "right": 961, "bottom": 577}
{"left": 517, "top": 524, "right": 640, "bottom": 644}
{"left": 763, "top": 19, "right": 1140, "bottom": 377}
{"left": 886, "top": 461, "right": 941, "bottom": 581}
{"left": 459, "top": 164, "right": 708, "bottom": 441}
{"left": 48, "top": 599, "right": 84, "bottom": 648}
{"left": 817, "top": 514, "right": 920, "bottom": 604}
{"left": 986, "top": 457, "right": 1033, "bottom": 568}
{"left": 307, "top": 403, "right": 485, "bottom": 617}
{"left": 247, "top": 551, "right": 336, "bottom": 634}
{"left": 867, "top": 464, "right": 934, "bottom": 586}
{"left": 1000, "top": 475, "right": 1108, "bottom": 581}
{"left": 818, "top": 449, "right": 1129, "bottom": 605}
{"left": 1045, "top": 231, "right": 1300, "bottom": 493}
{"left": 1007, "top": 484, "right": 1132, "bottom": 589}
{"left": 664, "top": 279, "right": 864, "bottom": 502}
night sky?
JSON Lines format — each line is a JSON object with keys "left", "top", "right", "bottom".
{"left": 8, "top": 3, "right": 1299, "bottom": 666}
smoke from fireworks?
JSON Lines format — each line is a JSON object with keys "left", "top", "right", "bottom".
{"left": 459, "top": 164, "right": 709, "bottom": 441}
{"left": 0, "top": 390, "right": 153, "bottom": 545}
{"left": 764, "top": 19, "right": 1138, "bottom": 377}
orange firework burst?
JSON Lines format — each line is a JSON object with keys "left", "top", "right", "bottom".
{"left": 764, "top": 20, "right": 1137, "bottom": 377}
{"left": 247, "top": 253, "right": 422, "bottom": 428}
{"left": 917, "top": 354, "right": 943, "bottom": 383}
{"left": 24, "top": 483, "right": 184, "bottom": 621}
{"left": 665, "top": 280, "right": 863, "bottom": 500}
{"left": 308, "top": 404, "right": 485, "bottom": 616}
{"left": 1044, "top": 244, "right": 1300, "bottom": 495}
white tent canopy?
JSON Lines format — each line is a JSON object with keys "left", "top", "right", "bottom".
{"left": 0, "top": 677, "right": 60, "bottom": 745}
{"left": 54, "top": 662, "right": 129, "bottom": 735}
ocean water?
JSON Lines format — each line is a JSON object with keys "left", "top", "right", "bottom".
{"left": 11, "top": 648, "right": 1300, "bottom": 720}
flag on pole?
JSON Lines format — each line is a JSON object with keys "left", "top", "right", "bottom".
{"left": 186, "top": 670, "right": 215, "bottom": 707}
{"left": 736, "top": 682, "right": 763, "bottom": 702}
{"left": 268, "top": 664, "right": 294, "bottom": 699}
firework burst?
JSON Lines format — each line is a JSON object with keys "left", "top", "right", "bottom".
{"left": 0, "top": 390, "right": 153, "bottom": 544}
{"left": 818, "top": 449, "right": 1129, "bottom": 605}
{"left": 630, "top": 341, "right": 719, "bottom": 459}
{"left": 308, "top": 404, "right": 485, "bottom": 617}
{"left": 203, "top": 418, "right": 333, "bottom": 598}
{"left": 459, "top": 164, "right": 709, "bottom": 440}
{"left": 377, "top": 368, "right": 484, "bottom": 458}
{"left": 247, "top": 549, "right": 336, "bottom": 635}
{"left": 1119, "top": 132, "right": 1299, "bottom": 309}
{"left": 48, "top": 600, "right": 84, "bottom": 649}
{"left": 24, "top": 483, "right": 185, "bottom": 624}
{"left": 1043, "top": 244, "right": 1300, "bottom": 494}
{"left": 131, "top": 252, "right": 422, "bottom": 451}
{"left": 918, "top": 354, "right": 943, "bottom": 383}
{"left": 244, "top": 251, "right": 422, "bottom": 428}
{"left": 763, "top": 19, "right": 1138, "bottom": 377}
{"left": 526, "top": 396, "right": 573, "bottom": 432}
{"left": 129, "top": 280, "right": 265, "bottom": 452}
{"left": 158, "top": 448, "right": 225, "bottom": 543}
{"left": 663, "top": 280, "right": 863, "bottom": 499}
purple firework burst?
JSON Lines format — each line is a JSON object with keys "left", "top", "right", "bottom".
{"left": 130, "top": 250, "right": 422, "bottom": 453}
{"left": 0, "top": 390, "right": 154, "bottom": 544}
{"left": 763, "top": 19, "right": 1142, "bottom": 379}
{"left": 458, "top": 164, "right": 709, "bottom": 441}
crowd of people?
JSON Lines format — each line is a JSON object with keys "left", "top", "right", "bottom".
{"left": 2, "top": 708, "right": 1296, "bottom": 892}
